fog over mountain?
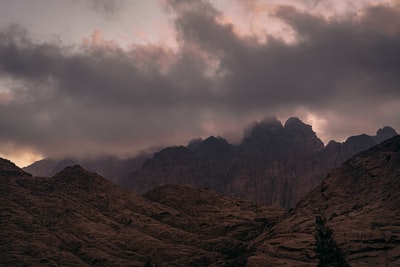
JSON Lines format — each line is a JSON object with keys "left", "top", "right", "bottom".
{"left": 0, "top": 0, "right": 399, "bottom": 166}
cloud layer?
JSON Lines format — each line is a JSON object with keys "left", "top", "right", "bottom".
{"left": 0, "top": 0, "right": 399, "bottom": 163}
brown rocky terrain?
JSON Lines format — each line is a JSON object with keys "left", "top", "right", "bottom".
{"left": 0, "top": 159, "right": 283, "bottom": 266}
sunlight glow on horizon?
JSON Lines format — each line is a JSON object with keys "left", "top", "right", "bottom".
{"left": 0, "top": 150, "right": 43, "bottom": 168}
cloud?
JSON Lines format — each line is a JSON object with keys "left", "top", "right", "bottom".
{"left": 87, "top": 0, "right": 125, "bottom": 19}
{"left": 0, "top": 1, "right": 400, "bottom": 161}
{"left": 82, "top": 30, "right": 119, "bottom": 49}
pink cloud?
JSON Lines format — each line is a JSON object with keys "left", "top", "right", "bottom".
{"left": 82, "top": 30, "right": 119, "bottom": 50}
{"left": 0, "top": 92, "right": 12, "bottom": 104}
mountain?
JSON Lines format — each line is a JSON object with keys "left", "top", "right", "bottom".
{"left": 2, "top": 135, "right": 400, "bottom": 266}
{"left": 0, "top": 159, "right": 283, "bottom": 266}
{"left": 126, "top": 117, "right": 398, "bottom": 208}
{"left": 249, "top": 135, "right": 400, "bottom": 266}
{"left": 23, "top": 154, "right": 150, "bottom": 185}
{"left": 23, "top": 117, "right": 398, "bottom": 208}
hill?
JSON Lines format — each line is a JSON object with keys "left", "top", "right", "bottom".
{"left": 1, "top": 159, "right": 283, "bottom": 266}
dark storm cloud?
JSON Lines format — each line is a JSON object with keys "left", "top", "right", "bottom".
{"left": 169, "top": 0, "right": 400, "bottom": 136}
{"left": 0, "top": 23, "right": 216, "bottom": 156}
{"left": 171, "top": 1, "right": 400, "bottom": 110}
{"left": 1, "top": 1, "right": 400, "bottom": 158}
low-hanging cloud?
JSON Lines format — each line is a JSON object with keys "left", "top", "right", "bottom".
{"left": 0, "top": 0, "right": 399, "bottom": 161}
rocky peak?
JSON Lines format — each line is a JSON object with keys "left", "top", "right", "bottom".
{"left": 342, "top": 134, "right": 376, "bottom": 155}
{"left": 246, "top": 117, "right": 284, "bottom": 139}
{"left": 283, "top": 117, "right": 305, "bottom": 129}
{"left": 53, "top": 164, "right": 110, "bottom": 191}
{"left": 374, "top": 126, "right": 398, "bottom": 144}
{"left": 187, "top": 137, "right": 203, "bottom": 151}
{"left": 194, "top": 136, "right": 233, "bottom": 158}
{"left": 284, "top": 117, "right": 324, "bottom": 151}
{"left": 241, "top": 117, "right": 284, "bottom": 151}
{"left": 53, "top": 164, "right": 89, "bottom": 178}
{"left": 0, "top": 158, "right": 31, "bottom": 177}
{"left": 325, "top": 140, "right": 341, "bottom": 150}
{"left": 240, "top": 117, "right": 324, "bottom": 153}
{"left": 201, "top": 136, "right": 228, "bottom": 146}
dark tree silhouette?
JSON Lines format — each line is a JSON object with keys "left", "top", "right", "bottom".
{"left": 315, "top": 216, "right": 351, "bottom": 267}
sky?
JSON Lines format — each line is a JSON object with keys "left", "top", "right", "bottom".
{"left": 0, "top": 0, "right": 399, "bottom": 167}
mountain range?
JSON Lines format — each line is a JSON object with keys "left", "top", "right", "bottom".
{"left": 25, "top": 117, "right": 397, "bottom": 208}
{"left": 2, "top": 135, "right": 400, "bottom": 266}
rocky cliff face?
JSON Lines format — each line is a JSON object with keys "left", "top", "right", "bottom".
{"left": 229, "top": 117, "right": 324, "bottom": 207}
{"left": 126, "top": 118, "right": 397, "bottom": 208}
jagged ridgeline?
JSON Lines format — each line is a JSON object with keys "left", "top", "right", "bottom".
{"left": 125, "top": 118, "right": 397, "bottom": 208}
{"left": 25, "top": 117, "right": 398, "bottom": 208}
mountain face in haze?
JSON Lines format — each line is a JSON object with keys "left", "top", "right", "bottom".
{"left": 3, "top": 136, "right": 400, "bottom": 266}
{"left": 126, "top": 117, "right": 397, "bottom": 207}
{"left": 24, "top": 117, "right": 398, "bottom": 208}
{"left": 23, "top": 154, "right": 149, "bottom": 185}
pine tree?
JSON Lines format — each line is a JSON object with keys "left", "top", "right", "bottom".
{"left": 315, "top": 216, "right": 351, "bottom": 267}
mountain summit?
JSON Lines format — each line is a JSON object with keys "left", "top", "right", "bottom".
{"left": 375, "top": 126, "right": 398, "bottom": 143}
